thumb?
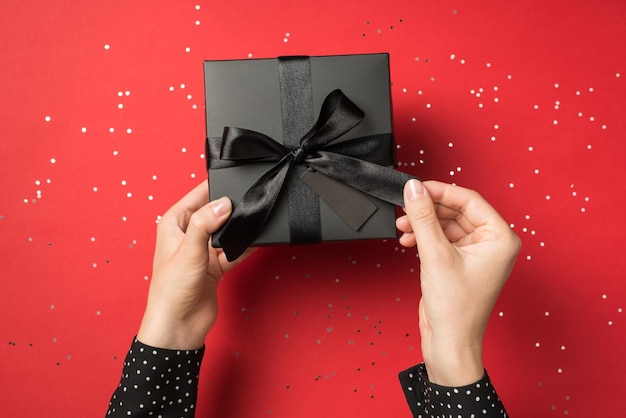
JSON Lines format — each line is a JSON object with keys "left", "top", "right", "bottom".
{"left": 403, "top": 180, "right": 449, "bottom": 257}
{"left": 179, "top": 197, "right": 232, "bottom": 260}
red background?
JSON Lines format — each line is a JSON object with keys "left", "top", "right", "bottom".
{"left": 2, "top": 1, "right": 625, "bottom": 416}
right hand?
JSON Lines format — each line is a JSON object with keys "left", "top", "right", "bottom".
{"left": 396, "top": 180, "right": 521, "bottom": 386}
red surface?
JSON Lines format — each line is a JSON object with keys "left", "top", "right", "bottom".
{"left": 1, "top": 1, "right": 625, "bottom": 416}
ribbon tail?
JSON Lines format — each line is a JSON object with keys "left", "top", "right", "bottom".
{"left": 216, "top": 156, "right": 293, "bottom": 261}
{"left": 307, "top": 151, "right": 417, "bottom": 207}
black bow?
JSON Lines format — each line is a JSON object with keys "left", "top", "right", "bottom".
{"left": 210, "top": 89, "right": 414, "bottom": 261}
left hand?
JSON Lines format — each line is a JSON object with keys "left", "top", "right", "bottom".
{"left": 137, "top": 181, "right": 253, "bottom": 350}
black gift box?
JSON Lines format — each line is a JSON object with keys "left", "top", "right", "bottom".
{"left": 204, "top": 53, "right": 412, "bottom": 260}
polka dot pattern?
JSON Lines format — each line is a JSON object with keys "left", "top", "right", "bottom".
{"left": 106, "top": 338, "right": 204, "bottom": 417}
{"left": 399, "top": 364, "right": 507, "bottom": 417}
{"left": 107, "top": 339, "right": 505, "bottom": 417}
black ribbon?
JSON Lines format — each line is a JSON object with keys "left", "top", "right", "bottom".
{"left": 208, "top": 89, "right": 415, "bottom": 261}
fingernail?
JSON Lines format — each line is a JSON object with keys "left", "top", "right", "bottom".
{"left": 210, "top": 197, "right": 231, "bottom": 217}
{"left": 405, "top": 179, "right": 424, "bottom": 201}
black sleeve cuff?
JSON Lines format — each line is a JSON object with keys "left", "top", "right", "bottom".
{"left": 398, "top": 363, "right": 508, "bottom": 417}
{"left": 106, "top": 337, "right": 205, "bottom": 417}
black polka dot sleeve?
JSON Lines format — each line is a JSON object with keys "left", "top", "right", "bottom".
{"left": 398, "top": 363, "right": 508, "bottom": 418}
{"left": 106, "top": 338, "right": 204, "bottom": 417}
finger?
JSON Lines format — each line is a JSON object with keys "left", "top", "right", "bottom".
{"left": 403, "top": 179, "right": 450, "bottom": 257}
{"left": 161, "top": 181, "right": 211, "bottom": 233}
{"left": 426, "top": 181, "right": 518, "bottom": 251}
{"left": 432, "top": 204, "right": 476, "bottom": 236}
{"left": 395, "top": 215, "right": 412, "bottom": 233}
{"left": 423, "top": 181, "right": 502, "bottom": 229}
{"left": 178, "top": 197, "right": 232, "bottom": 262}
{"left": 155, "top": 181, "right": 211, "bottom": 258}
{"left": 174, "top": 180, "right": 211, "bottom": 213}
{"left": 171, "top": 182, "right": 212, "bottom": 234}
{"left": 399, "top": 213, "right": 471, "bottom": 246}
{"left": 396, "top": 214, "right": 417, "bottom": 248}
{"left": 398, "top": 231, "right": 416, "bottom": 248}
{"left": 439, "top": 219, "right": 472, "bottom": 244}
{"left": 400, "top": 205, "right": 472, "bottom": 237}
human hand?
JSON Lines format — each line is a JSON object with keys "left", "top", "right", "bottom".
{"left": 137, "top": 181, "right": 253, "bottom": 350}
{"left": 396, "top": 180, "right": 521, "bottom": 386}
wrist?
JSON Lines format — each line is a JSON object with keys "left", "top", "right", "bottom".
{"left": 421, "top": 334, "right": 484, "bottom": 386}
{"left": 137, "top": 309, "right": 208, "bottom": 350}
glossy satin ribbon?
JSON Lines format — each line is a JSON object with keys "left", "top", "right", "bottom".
{"left": 208, "top": 89, "right": 415, "bottom": 261}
